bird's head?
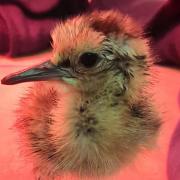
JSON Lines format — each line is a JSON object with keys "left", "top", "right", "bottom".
{"left": 1, "top": 11, "right": 151, "bottom": 97}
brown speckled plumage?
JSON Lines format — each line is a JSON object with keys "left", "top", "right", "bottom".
{"left": 2, "top": 10, "right": 161, "bottom": 180}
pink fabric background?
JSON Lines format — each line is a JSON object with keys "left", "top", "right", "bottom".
{"left": 0, "top": 0, "right": 88, "bottom": 56}
{"left": 0, "top": 0, "right": 180, "bottom": 66}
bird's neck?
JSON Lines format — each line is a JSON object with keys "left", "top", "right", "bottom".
{"left": 67, "top": 76, "right": 127, "bottom": 132}
{"left": 79, "top": 75, "right": 126, "bottom": 109}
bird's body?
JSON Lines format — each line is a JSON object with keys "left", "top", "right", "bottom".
{"left": 2, "top": 10, "right": 161, "bottom": 179}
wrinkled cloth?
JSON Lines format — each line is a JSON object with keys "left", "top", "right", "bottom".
{"left": 145, "top": 0, "right": 180, "bottom": 66}
{"left": 0, "top": 0, "right": 59, "bottom": 56}
{"left": 0, "top": 0, "right": 88, "bottom": 56}
{"left": 155, "top": 25, "right": 180, "bottom": 66}
{"left": 9, "top": 0, "right": 59, "bottom": 13}
{"left": 0, "top": 5, "right": 57, "bottom": 56}
{"left": 0, "top": 0, "right": 180, "bottom": 66}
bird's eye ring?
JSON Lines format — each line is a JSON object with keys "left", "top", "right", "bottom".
{"left": 79, "top": 52, "right": 99, "bottom": 68}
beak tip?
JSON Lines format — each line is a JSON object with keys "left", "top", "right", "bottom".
{"left": 1, "top": 77, "right": 11, "bottom": 85}
{"left": 1, "top": 75, "right": 16, "bottom": 85}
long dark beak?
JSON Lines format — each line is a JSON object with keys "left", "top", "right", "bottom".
{"left": 1, "top": 60, "right": 74, "bottom": 85}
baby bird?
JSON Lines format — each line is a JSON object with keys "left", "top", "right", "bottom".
{"left": 1, "top": 10, "right": 161, "bottom": 180}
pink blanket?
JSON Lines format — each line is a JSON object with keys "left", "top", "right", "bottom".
{"left": 0, "top": 0, "right": 88, "bottom": 56}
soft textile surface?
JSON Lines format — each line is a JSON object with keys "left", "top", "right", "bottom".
{"left": 0, "top": 1, "right": 57, "bottom": 56}
{"left": 0, "top": 52, "right": 180, "bottom": 179}
{"left": 0, "top": 0, "right": 167, "bottom": 57}
{"left": 145, "top": 0, "right": 180, "bottom": 66}
{"left": 155, "top": 25, "right": 180, "bottom": 66}
{"left": 0, "top": 0, "right": 88, "bottom": 56}
{"left": 0, "top": 5, "right": 57, "bottom": 56}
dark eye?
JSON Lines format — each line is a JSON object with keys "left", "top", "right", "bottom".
{"left": 79, "top": 52, "right": 99, "bottom": 68}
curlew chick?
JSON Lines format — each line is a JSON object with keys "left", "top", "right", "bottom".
{"left": 1, "top": 10, "right": 161, "bottom": 180}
